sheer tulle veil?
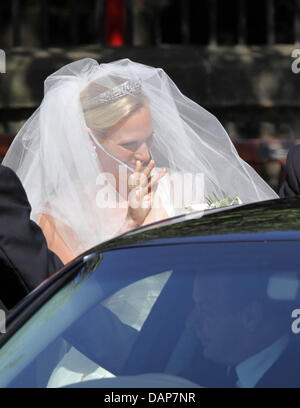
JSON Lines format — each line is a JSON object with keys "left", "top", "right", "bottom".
{"left": 3, "top": 58, "right": 278, "bottom": 256}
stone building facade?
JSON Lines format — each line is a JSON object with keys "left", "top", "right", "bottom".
{"left": 0, "top": 0, "right": 300, "bottom": 190}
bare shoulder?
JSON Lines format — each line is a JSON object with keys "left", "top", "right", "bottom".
{"left": 39, "top": 213, "right": 76, "bottom": 264}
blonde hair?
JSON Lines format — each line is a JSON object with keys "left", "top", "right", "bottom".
{"left": 80, "top": 76, "right": 148, "bottom": 136}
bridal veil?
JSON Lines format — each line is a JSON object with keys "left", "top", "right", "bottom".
{"left": 3, "top": 58, "right": 278, "bottom": 256}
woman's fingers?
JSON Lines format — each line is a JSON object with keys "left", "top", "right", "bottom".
{"left": 135, "top": 160, "right": 142, "bottom": 173}
{"left": 128, "top": 168, "right": 167, "bottom": 220}
{"left": 147, "top": 168, "right": 167, "bottom": 193}
{"left": 143, "top": 160, "right": 155, "bottom": 178}
{"left": 128, "top": 174, "right": 138, "bottom": 190}
{"left": 129, "top": 160, "right": 165, "bottom": 197}
{"left": 143, "top": 169, "right": 167, "bottom": 195}
{"left": 134, "top": 160, "right": 155, "bottom": 188}
{"left": 129, "top": 160, "right": 142, "bottom": 190}
{"left": 138, "top": 169, "right": 165, "bottom": 198}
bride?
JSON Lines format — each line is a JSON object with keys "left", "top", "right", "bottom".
{"left": 3, "top": 58, "right": 278, "bottom": 264}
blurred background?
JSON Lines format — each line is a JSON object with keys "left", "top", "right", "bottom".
{"left": 1, "top": 0, "right": 300, "bottom": 192}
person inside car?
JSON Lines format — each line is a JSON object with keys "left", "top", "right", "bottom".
{"left": 188, "top": 270, "right": 300, "bottom": 388}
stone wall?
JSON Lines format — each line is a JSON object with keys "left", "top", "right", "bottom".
{"left": 1, "top": 44, "right": 299, "bottom": 136}
{"left": 0, "top": 44, "right": 299, "bottom": 190}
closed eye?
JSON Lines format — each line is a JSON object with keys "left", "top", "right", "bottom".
{"left": 121, "top": 132, "right": 154, "bottom": 151}
{"left": 122, "top": 141, "right": 139, "bottom": 150}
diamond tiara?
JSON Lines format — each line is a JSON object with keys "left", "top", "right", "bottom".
{"left": 82, "top": 79, "right": 142, "bottom": 111}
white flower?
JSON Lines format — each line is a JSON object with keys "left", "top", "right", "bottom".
{"left": 184, "top": 203, "right": 209, "bottom": 213}
{"left": 184, "top": 194, "right": 242, "bottom": 214}
{"left": 230, "top": 195, "right": 242, "bottom": 205}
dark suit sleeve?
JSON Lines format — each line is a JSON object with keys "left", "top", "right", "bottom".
{"left": 0, "top": 165, "right": 63, "bottom": 306}
{"left": 279, "top": 145, "right": 300, "bottom": 198}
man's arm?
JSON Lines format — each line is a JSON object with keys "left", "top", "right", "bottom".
{"left": 0, "top": 165, "right": 63, "bottom": 308}
{"left": 279, "top": 145, "right": 300, "bottom": 198}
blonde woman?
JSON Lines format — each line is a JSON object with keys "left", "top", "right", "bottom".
{"left": 3, "top": 58, "right": 278, "bottom": 264}
{"left": 38, "top": 77, "right": 168, "bottom": 263}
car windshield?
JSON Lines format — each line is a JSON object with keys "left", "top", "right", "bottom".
{"left": 0, "top": 241, "right": 300, "bottom": 388}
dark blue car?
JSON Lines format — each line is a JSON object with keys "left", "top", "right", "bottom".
{"left": 0, "top": 198, "right": 300, "bottom": 388}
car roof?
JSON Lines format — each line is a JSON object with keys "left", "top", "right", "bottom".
{"left": 20, "top": 197, "right": 300, "bottom": 304}
{"left": 85, "top": 197, "right": 300, "bottom": 254}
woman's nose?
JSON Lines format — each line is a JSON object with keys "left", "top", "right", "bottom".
{"left": 134, "top": 143, "right": 151, "bottom": 165}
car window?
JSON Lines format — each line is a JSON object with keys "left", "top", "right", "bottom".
{"left": 0, "top": 241, "right": 300, "bottom": 388}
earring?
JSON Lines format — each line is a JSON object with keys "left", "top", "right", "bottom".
{"left": 90, "top": 143, "right": 97, "bottom": 160}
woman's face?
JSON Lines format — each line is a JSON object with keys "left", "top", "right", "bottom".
{"left": 92, "top": 105, "right": 154, "bottom": 179}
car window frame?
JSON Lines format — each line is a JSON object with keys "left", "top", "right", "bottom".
{"left": 1, "top": 238, "right": 300, "bottom": 387}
